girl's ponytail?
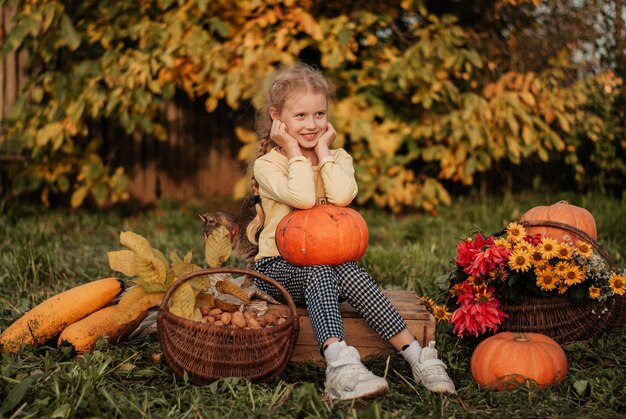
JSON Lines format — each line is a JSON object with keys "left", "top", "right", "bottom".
{"left": 246, "top": 137, "right": 272, "bottom": 244}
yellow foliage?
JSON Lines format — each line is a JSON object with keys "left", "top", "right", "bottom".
{"left": 204, "top": 225, "right": 232, "bottom": 268}
{"left": 115, "top": 285, "right": 148, "bottom": 324}
{"left": 107, "top": 250, "right": 137, "bottom": 277}
{"left": 3, "top": 0, "right": 617, "bottom": 214}
{"left": 169, "top": 282, "right": 196, "bottom": 320}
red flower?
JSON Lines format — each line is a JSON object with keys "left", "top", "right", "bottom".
{"left": 456, "top": 233, "right": 494, "bottom": 269}
{"left": 449, "top": 300, "right": 508, "bottom": 337}
{"left": 524, "top": 233, "right": 543, "bottom": 245}
{"left": 455, "top": 282, "right": 476, "bottom": 305}
{"left": 457, "top": 234, "right": 511, "bottom": 277}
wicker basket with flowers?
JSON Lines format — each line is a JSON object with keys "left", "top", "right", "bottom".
{"left": 424, "top": 218, "right": 625, "bottom": 343}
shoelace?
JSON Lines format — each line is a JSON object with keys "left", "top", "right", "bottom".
{"left": 421, "top": 364, "right": 448, "bottom": 377}
{"left": 331, "top": 362, "right": 372, "bottom": 389}
{"left": 415, "top": 358, "right": 449, "bottom": 378}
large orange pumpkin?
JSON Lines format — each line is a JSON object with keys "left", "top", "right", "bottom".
{"left": 471, "top": 332, "right": 568, "bottom": 390}
{"left": 275, "top": 204, "right": 368, "bottom": 266}
{"left": 519, "top": 201, "right": 597, "bottom": 243}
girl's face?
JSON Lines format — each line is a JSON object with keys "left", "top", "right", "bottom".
{"left": 271, "top": 90, "right": 328, "bottom": 150}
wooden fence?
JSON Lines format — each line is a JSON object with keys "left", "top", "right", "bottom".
{"left": 1, "top": 5, "right": 244, "bottom": 206}
{"left": 101, "top": 98, "right": 246, "bottom": 205}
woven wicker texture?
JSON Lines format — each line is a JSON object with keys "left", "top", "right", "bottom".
{"left": 157, "top": 267, "right": 299, "bottom": 385}
{"left": 496, "top": 220, "right": 625, "bottom": 344}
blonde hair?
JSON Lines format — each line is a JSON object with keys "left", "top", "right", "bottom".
{"left": 246, "top": 62, "right": 335, "bottom": 244}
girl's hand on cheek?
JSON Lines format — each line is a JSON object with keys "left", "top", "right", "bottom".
{"left": 270, "top": 120, "right": 299, "bottom": 151}
{"left": 317, "top": 123, "right": 336, "bottom": 149}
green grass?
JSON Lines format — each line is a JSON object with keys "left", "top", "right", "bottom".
{"left": 1, "top": 191, "right": 625, "bottom": 418}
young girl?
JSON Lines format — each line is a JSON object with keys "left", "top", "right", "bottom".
{"left": 247, "top": 62, "right": 456, "bottom": 400}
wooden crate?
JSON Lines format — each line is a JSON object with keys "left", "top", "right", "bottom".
{"left": 268, "top": 290, "right": 435, "bottom": 363}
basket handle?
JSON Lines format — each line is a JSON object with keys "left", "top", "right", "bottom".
{"left": 495, "top": 220, "right": 615, "bottom": 268}
{"left": 158, "top": 267, "right": 299, "bottom": 318}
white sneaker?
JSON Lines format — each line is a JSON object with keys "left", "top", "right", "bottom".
{"left": 325, "top": 345, "right": 389, "bottom": 400}
{"left": 412, "top": 341, "right": 456, "bottom": 394}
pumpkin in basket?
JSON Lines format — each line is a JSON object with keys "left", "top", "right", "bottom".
{"left": 275, "top": 204, "right": 368, "bottom": 266}
{"left": 520, "top": 201, "right": 597, "bottom": 243}
{"left": 471, "top": 332, "right": 568, "bottom": 390}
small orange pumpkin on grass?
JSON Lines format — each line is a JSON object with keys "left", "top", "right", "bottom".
{"left": 471, "top": 332, "right": 568, "bottom": 390}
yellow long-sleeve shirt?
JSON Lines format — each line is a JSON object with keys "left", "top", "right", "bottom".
{"left": 253, "top": 148, "right": 358, "bottom": 261}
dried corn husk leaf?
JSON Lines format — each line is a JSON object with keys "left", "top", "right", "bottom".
{"left": 216, "top": 279, "right": 250, "bottom": 304}
{"left": 115, "top": 285, "right": 149, "bottom": 324}
{"left": 107, "top": 250, "right": 138, "bottom": 277}
{"left": 204, "top": 225, "right": 232, "bottom": 268}
{"left": 169, "top": 282, "right": 195, "bottom": 320}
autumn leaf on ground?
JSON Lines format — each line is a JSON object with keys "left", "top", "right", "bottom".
{"left": 204, "top": 225, "right": 232, "bottom": 268}
{"left": 169, "top": 282, "right": 196, "bottom": 320}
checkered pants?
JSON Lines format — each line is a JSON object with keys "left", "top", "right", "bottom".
{"left": 252, "top": 257, "right": 407, "bottom": 348}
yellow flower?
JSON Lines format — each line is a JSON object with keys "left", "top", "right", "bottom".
{"left": 474, "top": 288, "right": 495, "bottom": 303}
{"left": 506, "top": 222, "right": 527, "bottom": 243}
{"left": 609, "top": 273, "right": 625, "bottom": 296}
{"left": 589, "top": 286, "right": 601, "bottom": 299}
{"left": 556, "top": 243, "right": 573, "bottom": 260}
{"left": 431, "top": 304, "right": 451, "bottom": 322}
{"left": 450, "top": 283, "right": 465, "bottom": 297}
{"left": 529, "top": 249, "right": 546, "bottom": 268}
{"left": 538, "top": 237, "right": 559, "bottom": 259}
{"left": 554, "top": 261, "right": 569, "bottom": 277}
{"left": 536, "top": 268, "right": 558, "bottom": 291}
{"left": 508, "top": 248, "right": 532, "bottom": 272}
{"left": 514, "top": 241, "right": 531, "bottom": 253}
{"left": 563, "top": 264, "right": 585, "bottom": 286}
{"left": 489, "top": 267, "right": 509, "bottom": 282}
{"left": 421, "top": 295, "right": 435, "bottom": 309}
{"left": 575, "top": 241, "right": 594, "bottom": 259}
{"left": 557, "top": 281, "right": 569, "bottom": 294}
{"left": 467, "top": 275, "right": 487, "bottom": 289}
{"left": 493, "top": 237, "right": 510, "bottom": 248}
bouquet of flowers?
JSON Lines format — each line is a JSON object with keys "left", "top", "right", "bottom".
{"left": 424, "top": 222, "right": 626, "bottom": 338}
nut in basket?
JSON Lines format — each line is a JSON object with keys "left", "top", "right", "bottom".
{"left": 157, "top": 267, "right": 299, "bottom": 385}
